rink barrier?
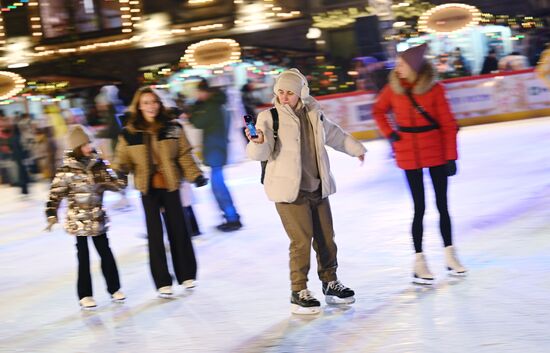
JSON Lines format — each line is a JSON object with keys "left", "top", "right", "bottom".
{"left": 259, "top": 68, "right": 550, "bottom": 140}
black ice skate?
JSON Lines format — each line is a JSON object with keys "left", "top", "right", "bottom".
{"left": 322, "top": 280, "right": 356, "bottom": 305}
{"left": 291, "top": 289, "right": 321, "bottom": 315}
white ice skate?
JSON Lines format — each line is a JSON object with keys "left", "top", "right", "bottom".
{"left": 445, "top": 246, "right": 468, "bottom": 276}
{"left": 157, "top": 286, "right": 174, "bottom": 299}
{"left": 182, "top": 279, "right": 196, "bottom": 289}
{"left": 79, "top": 296, "right": 97, "bottom": 310}
{"left": 111, "top": 291, "right": 126, "bottom": 303}
{"left": 413, "top": 253, "right": 435, "bottom": 285}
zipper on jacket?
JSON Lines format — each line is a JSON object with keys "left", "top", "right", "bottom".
{"left": 409, "top": 96, "right": 421, "bottom": 169}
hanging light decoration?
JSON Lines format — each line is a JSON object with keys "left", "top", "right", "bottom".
{"left": 418, "top": 3, "right": 481, "bottom": 34}
{"left": 0, "top": 71, "right": 26, "bottom": 100}
{"left": 181, "top": 38, "right": 241, "bottom": 69}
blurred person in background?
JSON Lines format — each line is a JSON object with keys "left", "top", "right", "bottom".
{"left": 0, "top": 111, "right": 16, "bottom": 185}
{"left": 173, "top": 104, "right": 202, "bottom": 237}
{"left": 372, "top": 43, "right": 467, "bottom": 285}
{"left": 451, "top": 47, "right": 471, "bottom": 77}
{"left": 95, "top": 102, "right": 121, "bottom": 157}
{"left": 241, "top": 80, "right": 263, "bottom": 143}
{"left": 480, "top": 48, "right": 499, "bottom": 75}
{"left": 9, "top": 116, "right": 30, "bottom": 195}
{"left": 245, "top": 69, "right": 366, "bottom": 315}
{"left": 45, "top": 125, "right": 126, "bottom": 309}
{"left": 112, "top": 87, "right": 208, "bottom": 298}
{"left": 95, "top": 94, "right": 130, "bottom": 211}
{"left": 353, "top": 56, "right": 390, "bottom": 92}
{"left": 44, "top": 104, "right": 68, "bottom": 167}
{"left": 241, "top": 80, "right": 262, "bottom": 117}
{"left": 34, "top": 125, "right": 57, "bottom": 180}
{"left": 16, "top": 113, "right": 39, "bottom": 175}
{"left": 189, "top": 79, "right": 242, "bottom": 232}
{"left": 435, "top": 53, "right": 454, "bottom": 79}
{"left": 499, "top": 51, "right": 530, "bottom": 71}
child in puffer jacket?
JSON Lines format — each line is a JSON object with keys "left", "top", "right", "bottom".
{"left": 45, "top": 125, "right": 126, "bottom": 309}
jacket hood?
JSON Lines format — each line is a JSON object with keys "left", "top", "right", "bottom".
{"left": 389, "top": 62, "right": 436, "bottom": 95}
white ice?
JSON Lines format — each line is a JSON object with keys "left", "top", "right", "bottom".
{"left": 1, "top": 118, "right": 549, "bottom": 353}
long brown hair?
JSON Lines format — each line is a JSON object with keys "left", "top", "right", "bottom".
{"left": 127, "top": 87, "right": 171, "bottom": 131}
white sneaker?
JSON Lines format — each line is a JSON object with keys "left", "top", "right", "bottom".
{"left": 445, "top": 246, "right": 468, "bottom": 276}
{"left": 182, "top": 279, "right": 196, "bottom": 289}
{"left": 158, "top": 286, "right": 173, "bottom": 298}
{"left": 413, "top": 253, "right": 435, "bottom": 285}
{"left": 79, "top": 296, "right": 97, "bottom": 310}
{"left": 111, "top": 291, "right": 126, "bottom": 302}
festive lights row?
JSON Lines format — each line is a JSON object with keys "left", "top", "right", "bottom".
{"left": 0, "top": 15, "right": 5, "bottom": 51}
{"left": 31, "top": 37, "right": 140, "bottom": 57}
{"left": 118, "top": 0, "right": 142, "bottom": 34}
{"left": 0, "top": 0, "right": 31, "bottom": 13}
{"left": 188, "top": 0, "right": 214, "bottom": 4}
{"left": 234, "top": 0, "right": 301, "bottom": 31}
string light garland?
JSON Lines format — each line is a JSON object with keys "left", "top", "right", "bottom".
{"left": 0, "top": 0, "right": 30, "bottom": 13}
{"left": 0, "top": 14, "right": 5, "bottom": 51}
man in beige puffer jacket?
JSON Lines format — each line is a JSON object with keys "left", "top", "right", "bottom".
{"left": 246, "top": 69, "right": 366, "bottom": 315}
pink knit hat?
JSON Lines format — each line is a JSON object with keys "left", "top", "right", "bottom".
{"left": 400, "top": 43, "right": 428, "bottom": 73}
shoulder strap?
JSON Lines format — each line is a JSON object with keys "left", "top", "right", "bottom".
{"left": 269, "top": 107, "right": 279, "bottom": 140}
{"left": 405, "top": 90, "right": 440, "bottom": 128}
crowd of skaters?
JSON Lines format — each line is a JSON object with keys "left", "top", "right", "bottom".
{"left": 0, "top": 43, "right": 472, "bottom": 314}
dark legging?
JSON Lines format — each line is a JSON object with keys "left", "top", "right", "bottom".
{"left": 405, "top": 165, "right": 452, "bottom": 253}
{"left": 76, "top": 234, "right": 121, "bottom": 299}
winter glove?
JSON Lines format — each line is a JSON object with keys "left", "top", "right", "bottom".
{"left": 446, "top": 160, "right": 457, "bottom": 177}
{"left": 44, "top": 217, "right": 57, "bottom": 232}
{"left": 194, "top": 175, "right": 208, "bottom": 188}
{"left": 389, "top": 131, "right": 401, "bottom": 142}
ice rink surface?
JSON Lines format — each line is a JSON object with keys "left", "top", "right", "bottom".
{"left": 1, "top": 118, "right": 549, "bottom": 353}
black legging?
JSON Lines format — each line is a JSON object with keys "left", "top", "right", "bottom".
{"left": 405, "top": 165, "right": 452, "bottom": 253}
{"left": 76, "top": 234, "right": 120, "bottom": 299}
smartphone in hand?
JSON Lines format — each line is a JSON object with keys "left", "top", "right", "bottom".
{"left": 244, "top": 114, "right": 258, "bottom": 139}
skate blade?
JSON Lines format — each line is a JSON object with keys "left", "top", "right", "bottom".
{"left": 158, "top": 293, "right": 174, "bottom": 299}
{"left": 291, "top": 304, "right": 321, "bottom": 315}
{"left": 80, "top": 305, "right": 97, "bottom": 311}
{"left": 412, "top": 276, "right": 434, "bottom": 285}
{"left": 447, "top": 268, "right": 468, "bottom": 277}
{"left": 111, "top": 298, "right": 126, "bottom": 303}
{"left": 325, "top": 295, "right": 356, "bottom": 305}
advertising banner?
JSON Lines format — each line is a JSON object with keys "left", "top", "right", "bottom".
{"left": 311, "top": 69, "right": 550, "bottom": 139}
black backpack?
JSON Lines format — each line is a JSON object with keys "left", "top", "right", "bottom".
{"left": 260, "top": 107, "right": 279, "bottom": 184}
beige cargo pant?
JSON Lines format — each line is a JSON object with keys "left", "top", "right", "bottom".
{"left": 275, "top": 190, "right": 338, "bottom": 292}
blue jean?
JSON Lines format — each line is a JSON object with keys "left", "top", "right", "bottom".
{"left": 210, "top": 166, "right": 238, "bottom": 222}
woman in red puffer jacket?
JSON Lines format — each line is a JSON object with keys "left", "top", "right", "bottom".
{"left": 373, "top": 43, "right": 467, "bottom": 285}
